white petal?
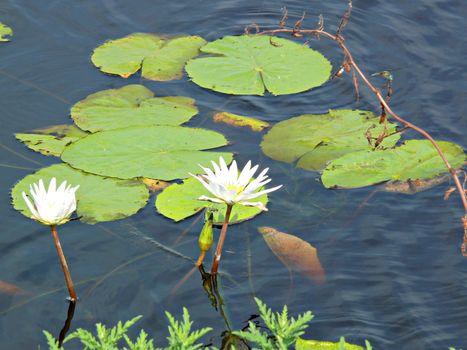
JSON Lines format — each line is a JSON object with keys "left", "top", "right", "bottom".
{"left": 240, "top": 184, "right": 283, "bottom": 200}
{"left": 22, "top": 192, "right": 40, "bottom": 219}
{"left": 228, "top": 160, "right": 238, "bottom": 184}
{"left": 47, "top": 178, "right": 57, "bottom": 196}
{"left": 239, "top": 201, "right": 268, "bottom": 211}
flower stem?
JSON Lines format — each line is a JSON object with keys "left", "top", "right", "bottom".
{"left": 211, "top": 204, "right": 233, "bottom": 274}
{"left": 50, "top": 225, "right": 77, "bottom": 301}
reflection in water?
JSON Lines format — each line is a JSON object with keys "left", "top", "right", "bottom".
{"left": 199, "top": 265, "right": 251, "bottom": 349}
{"left": 57, "top": 301, "right": 76, "bottom": 347}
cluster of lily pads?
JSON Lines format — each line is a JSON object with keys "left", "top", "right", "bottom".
{"left": 12, "top": 32, "right": 466, "bottom": 227}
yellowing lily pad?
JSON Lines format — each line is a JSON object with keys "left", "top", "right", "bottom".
{"left": 261, "top": 110, "right": 400, "bottom": 171}
{"left": 71, "top": 84, "right": 198, "bottom": 132}
{"left": 11, "top": 164, "right": 149, "bottom": 224}
{"left": 213, "top": 111, "right": 269, "bottom": 132}
{"left": 155, "top": 177, "right": 268, "bottom": 224}
{"left": 61, "top": 126, "right": 233, "bottom": 181}
{"left": 321, "top": 140, "right": 466, "bottom": 189}
{"left": 185, "top": 35, "right": 331, "bottom": 95}
{"left": 15, "top": 124, "right": 88, "bottom": 157}
{"left": 91, "top": 33, "right": 206, "bottom": 80}
{"left": 296, "top": 338, "right": 363, "bottom": 350}
{"left": 0, "top": 22, "right": 12, "bottom": 42}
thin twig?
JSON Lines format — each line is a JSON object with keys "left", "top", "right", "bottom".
{"left": 254, "top": 8, "right": 467, "bottom": 250}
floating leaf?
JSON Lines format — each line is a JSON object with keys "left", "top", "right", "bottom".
{"left": 142, "top": 36, "right": 207, "bottom": 80}
{"left": 296, "top": 338, "right": 363, "bottom": 350}
{"left": 322, "top": 140, "right": 466, "bottom": 189}
{"left": 0, "top": 22, "right": 12, "bottom": 42}
{"left": 91, "top": 33, "right": 206, "bottom": 80}
{"left": 15, "top": 124, "right": 88, "bottom": 157}
{"left": 156, "top": 177, "right": 268, "bottom": 224}
{"left": 213, "top": 111, "right": 269, "bottom": 132}
{"left": 71, "top": 84, "right": 198, "bottom": 132}
{"left": 61, "top": 126, "right": 232, "bottom": 181}
{"left": 185, "top": 35, "right": 331, "bottom": 96}
{"left": 11, "top": 164, "right": 149, "bottom": 224}
{"left": 258, "top": 226, "right": 325, "bottom": 283}
{"left": 261, "top": 110, "right": 400, "bottom": 171}
{"left": 381, "top": 174, "right": 450, "bottom": 194}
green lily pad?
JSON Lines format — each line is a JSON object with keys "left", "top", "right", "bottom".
{"left": 0, "top": 22, "right": 12, "bottom": 42}
{"left": 91, "top": 33, "right": 206, "bottom": 80}
{"left": 71, "top": 84, "right": 198, "bottom": 132}
{"left": 296, "top": 338, "right": 363, "bottom": 350}
{"left": 142, "top": 36, "right": 208, "bottom": 80}
{"left": 261, "top": 110, "right": 400, "bottom": 171}
{"left": 61, "top": 126, "right": 232, "bottom": 181}
{"left": 213, "top": 111, "right": 270, "bottom": 132}
{"left": 185, "top": 35, "right": 331, "bottom": 95}
{"left": 321, "top": 140, "right": 466, "bottom": 189}
{"left": 15, "top": 124, "right": 88, "bottom": 157}
{"left": 155, "top": 177, "right": 268, "bottom": 224}
{"left": 11, "top": 164, "right": 149, "bottom": 224}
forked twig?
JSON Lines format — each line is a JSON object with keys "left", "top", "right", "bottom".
{"left": 253, "top": 0, "right": 467, "bottom": 252}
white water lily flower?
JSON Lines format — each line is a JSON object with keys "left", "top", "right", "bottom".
{"left": 191, "top": 157, "right": 282, "bottom": 211}
{"left": 22, "top": 178, "right": 79, "bottom": 225}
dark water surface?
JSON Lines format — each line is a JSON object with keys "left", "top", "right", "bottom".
{"left": 0, "top": 0, "right": 466, "bottom": 349}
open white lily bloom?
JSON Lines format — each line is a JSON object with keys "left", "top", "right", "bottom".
{"left": 191, "top": 157, "right": 282, "bottom": 211}
{"left": 22, "top": 178, "right": 79, "bottom": 226}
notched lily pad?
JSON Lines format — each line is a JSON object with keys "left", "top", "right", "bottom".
{"left": 0, "top": 22, "right": 13, "bottom": 41}
{"left": 11, "top": 164, "right": 149, "bottom": 224}
{"left": 322, "top": 140, "right": 466, "bottom": 189}
{"left": 296, "top": 338, "right": 363, "bottom": 350}
{"left": 71, "top": 84, "right": 198, "bottom": 132}
{"left": 156, "top": 177, "right": 268, "bottom": 224}
{"left": 15, "top": 124, "right": 88, "bottom": 157}
{"left": 261, "top": 109, "right": 400, "bottom": 171}
{"left": 185, "top": 35, "right": 331, "bottom": 96}
{"left": 213, "top": 111, "right": 269, "bottom": 132}
{"left": 61, "top": 126, "right": 233, "bottom": 181}
{"left": 91, "top": 33, "right": 206, "bottom": 80}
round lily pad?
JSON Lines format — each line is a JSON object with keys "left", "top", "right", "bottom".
{"left": 0, "top": 22, "right": 13, "bottom": 42}
{"left": 61, "top": 126, "right": 233, "bottom": 181}
{"left": 261, "top": 110, "right": 400, "bottom": 171}
{"left": 185, "top": 35, "right": 331, "bottom": 95}
{"left": 321, "top": 140, "right": 466, "bottom": 189}
{"left": 71, "top": 84, "right": 198, "bottom": 132}
{"left": 15, "top": 124, "right": 88, "bottom": 157}
{"left": 91, "top": 33, "right": 206, "bottom": 80}
{"left": 155, "top": 177, "right": 268, "bottom": 224}
{"left": 11, "top": 164, "right": 149, "bottom": 224}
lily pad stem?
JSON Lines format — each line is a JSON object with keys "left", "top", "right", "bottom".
{"left": 50, "top": 225, "right": 77, "bottom": 302}
{"left": 211, "top": 204, "right": 233, "bottom": 274}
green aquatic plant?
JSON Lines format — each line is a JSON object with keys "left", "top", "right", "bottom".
{"left": 91, "top": 33, "right": 206, "bottom": 80}
{"left": 260, "top": 109, "right": 400, "bottom": 171}
{"left": 185, "top": 35, "right": 331, "bottom": 95}
{"left": 44, "top": 298, "right": 371, "bottom": 350}
{"left": 70, "top": 85, "right": 198, "bottom": 133}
